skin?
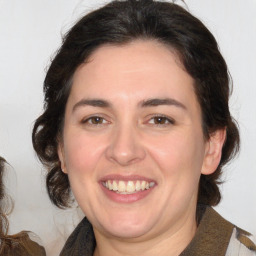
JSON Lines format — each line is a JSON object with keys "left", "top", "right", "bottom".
{"left": 58, "top": 40, "right": 225, "bottom": 256}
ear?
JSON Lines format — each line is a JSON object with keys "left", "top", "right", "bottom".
{"left": 57, "top": 143, "right": 68, "bottom": 174}
{"left": 201, "top": 128, "right": 226, "bottom": 175}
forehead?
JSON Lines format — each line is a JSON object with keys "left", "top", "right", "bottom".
{"left": 70, "top": 40, "right": 198, "bottom": 107}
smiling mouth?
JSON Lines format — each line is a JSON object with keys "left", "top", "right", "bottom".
{"left": 102, "top": 180, "right": 156, "bottom": 194}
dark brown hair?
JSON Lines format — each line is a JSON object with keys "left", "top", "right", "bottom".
{"left": 32, "top": 0, "right": 239, "bottom": 208}
{"left": 0, "top": 157, "right": 46, "bottom": 256}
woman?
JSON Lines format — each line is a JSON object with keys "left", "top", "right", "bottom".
{"left": 0, "top": 157, "right": 46, "bottom": 255}
{"left": 32, "top": 0, "right": 256, "bottom": 255}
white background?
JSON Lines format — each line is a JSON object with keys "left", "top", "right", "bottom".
{"left": 0, "top": 0, "right": 255, "bottom": 255}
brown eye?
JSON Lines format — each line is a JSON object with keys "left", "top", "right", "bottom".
{"left": 153, "top": 116, "right": 168, "bottom": 124}
{"left": 82, "top": 116, "right": 107, "bottom": 125}
{"left": 148, "top": 116, "right": 174, "bottom": 125}
{"left": 90, "top": 116, "right": 104, "bottom": 124}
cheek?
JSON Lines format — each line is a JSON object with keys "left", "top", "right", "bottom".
{"left": 147, "top": 130, "right": 205, "bottom": 179}
{"left": 149, "top": 132, "right": 206, "bottom": 209}
{"left": 62, "top": 132, "right": 107, "bottom": 211}
{"left": 63, "top": 131, "right": 106, "bottom": 176}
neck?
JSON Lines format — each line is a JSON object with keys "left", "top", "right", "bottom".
{"left": 93, "top": 207, "right": 197, "bottom": 256}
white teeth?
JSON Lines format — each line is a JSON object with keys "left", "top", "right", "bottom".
{"left": 135, "top": 180, "right": 141, "bottom": 191}
{"left": 112, "top": 180, "right": 118, "bottom": 191}
{"left": 149, "top": 182, "right": 155, "bottom": 188}
{"left": 104, "top": 180, "right": 155, "bottom": 193}
{"left": 126, "top": 181, "right": 135, "bottom": 193}
{"left": 118, "top": 181, "right": 126, "bottom": 192}
{"left": 141, "top": 181, "right": 146, "bottom": 190}
{"left": 108, "top": 180, "right": 113, "bottom": 190}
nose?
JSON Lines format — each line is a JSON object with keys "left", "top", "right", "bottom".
{"left": 105, "top": 124, "right": 146, "bottom": 166}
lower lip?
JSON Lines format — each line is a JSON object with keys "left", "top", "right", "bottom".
{"left": 100, "top": 184, "right": 155, "bottom": 203}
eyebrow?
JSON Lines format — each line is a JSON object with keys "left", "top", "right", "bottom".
{"left": 72, "top": 99, "right": 111, "bottom": 112}
{"left": 140, "top": 98, "right": 186, "bottom": 110}
{"left": 72, "top": 97, "right": 186, "bottom": 112}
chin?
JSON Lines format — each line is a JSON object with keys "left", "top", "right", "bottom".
{"left": 98, "top": 213, "right": 155, "bottom": 239}
{"left": 104, "top": 224, "right": 151, "bottom": 239}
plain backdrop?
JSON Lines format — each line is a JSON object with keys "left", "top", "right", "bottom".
{"left": 0, "top": 0, "right": 255, "bottom": 255}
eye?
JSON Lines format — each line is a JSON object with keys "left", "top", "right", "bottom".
{"left": 148, "top": 116, "right": 174, "bottom": 125}
{"left": 82, "top": 116, "right": 108, "bottom": 125}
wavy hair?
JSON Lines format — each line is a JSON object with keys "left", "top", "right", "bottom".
{"left": 0, "top": 157, "right": 46, "bottom": 256}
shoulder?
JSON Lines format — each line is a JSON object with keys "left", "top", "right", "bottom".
{"left": 0, "top": 231, "right": 46, "bottom": 256}
{"left": 226, "top": 226, "right": 256, "bottom": 256}
{"left": 181, "top": 206, "right": 256, "bottom": 256}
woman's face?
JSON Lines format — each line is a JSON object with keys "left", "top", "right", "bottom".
{"left": 58, "top": 40, "right": 220, "bottom": 240}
